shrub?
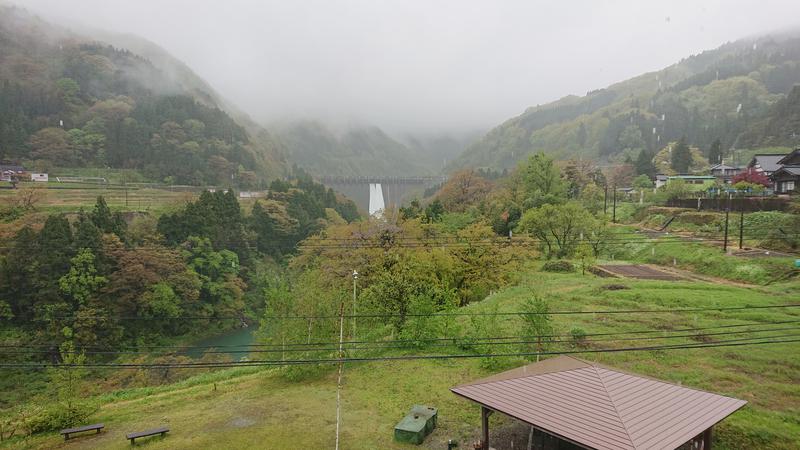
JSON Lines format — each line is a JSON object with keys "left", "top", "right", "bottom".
{"left": 281, "top": 362, "right": 332, "bottom": 382}
{"left": 569, "top": 327, "right": 588, "bottom": 348}
{"left": 22, "top": 400, "right": 97, "bottom": 435}
{"left": 541, "top": 260, "right": 575, "bottom": 273}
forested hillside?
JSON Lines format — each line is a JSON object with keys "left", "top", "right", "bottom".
{"left": 0, "top": 6, "right": 285, "bottom": 186}
{"left": 452, "top": 31, "right": 800, "bottom": 170}
{"left": 273, "top": 120, "right": 436, "bottom": 177}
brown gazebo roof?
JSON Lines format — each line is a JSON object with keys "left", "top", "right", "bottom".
{"left": 451, "top": 356, "right": 746, "bottom": 450}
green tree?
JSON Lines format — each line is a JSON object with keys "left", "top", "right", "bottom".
{"left": 423, "top": 199, "right": 444, "bottom": 223}
{"left": 39, "top": 339, "right": 96, "bottom": 431}
{"left": 635, "top": 149, "right": 656, "bottom": 178}
{"left": 90, "top": 196, "right": 126, "bottom": 238}
{"left": 59, "top": 249, "right": 106, "bottom": 306}
{"left": 517, "top": 202, "right": 598, "bottom": 258}
{"left": 671, "top": 138, "right": 692, "bottom": 174}
{"left": 707, "top": 139, "right": 723, "bottom": 164}
{"left": 662, "top": 179, "right": 691, "bottom": 200}
{"left": 519, "top": 296, "right": 554, "bottom": 359}
{"left": 632, "top": 174, "right": 654, "bottom": 189}
{"left": 518, "top": 153, "right": 567, "bottom": 208}
{"left": 575, "top": 242, "right": 596, "bottom": 275}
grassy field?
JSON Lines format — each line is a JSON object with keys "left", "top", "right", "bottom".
{"left": 3, "top": 266, "right": 799, "bottom": 449}
{"left": 0, "top": 184, "right": 196, "bottom": 214}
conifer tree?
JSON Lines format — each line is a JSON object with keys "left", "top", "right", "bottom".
{"left": 671, "top": 138, "right": 692, "bottom": 174}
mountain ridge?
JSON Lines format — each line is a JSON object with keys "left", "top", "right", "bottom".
{"left": 451, "top": 30, "right": 800, "bottom": 171}
{"left": 0, "top": 5, "right": 286, "bottom": 185}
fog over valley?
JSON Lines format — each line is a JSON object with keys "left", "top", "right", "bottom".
{"left": 16, "top": 0, "right": 800, "bottom": 136}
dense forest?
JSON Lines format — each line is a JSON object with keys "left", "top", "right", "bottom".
{"left": 0, "top": 174, "right": 357, "bottom": 366}
{"left": 452, "top": 32, "right": 800, "bottom": 170}
{"left": 0, "top": 6, "right": 285, "bottom": 186}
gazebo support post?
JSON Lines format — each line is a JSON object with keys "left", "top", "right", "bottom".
{"left": 481, "top": 407, "right": 493, "bottom": 450}
{"left": 703, "top": 427, "right": 713, "bottom": 449}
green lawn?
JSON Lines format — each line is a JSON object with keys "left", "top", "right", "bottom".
{"left": 4, "top": 268, "right": 799, "bottom": 449}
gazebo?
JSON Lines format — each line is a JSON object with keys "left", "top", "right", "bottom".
{"left": 451, "top": 356, "right": 746, "bottom": 450}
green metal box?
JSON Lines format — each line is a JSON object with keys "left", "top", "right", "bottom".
{"left": 410, "top": 404, "right": 438, "bottom": 433}
{"left": 394, "top": 413, "right": 428, "bottom": 445}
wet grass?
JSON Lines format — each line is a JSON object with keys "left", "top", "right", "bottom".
{"left": 3, "top": 269, "right": 798, "bottom": 449}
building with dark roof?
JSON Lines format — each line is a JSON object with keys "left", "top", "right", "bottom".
{"left": 708, "top": 163, "right": 743, "bottom": 184}
{"left": 746, "top": 154, "right": 787, "bottom": 176}
{"left": 771, "top": 148, "right": 800, "bottom": 194}
{"left": 452, "top": 356, "right": 746, "bottom": 450}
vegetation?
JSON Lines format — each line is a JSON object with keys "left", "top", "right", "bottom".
{"left": 273, "top": 120, "right": 436, "bottom": 177}
{"left": 2, "top": 270, "right": 798, "bottom": 449}
{"left": 1, "top": 6, "right": 798, "bottom": 450}
{"left": 0, "top": 173, "right": 358, "bottom": 408}
{"left": 451, "top": 35, "right": 800, "bottom": 170}
{"left": 0, "top": 6, "right": 284, "bottom": 186}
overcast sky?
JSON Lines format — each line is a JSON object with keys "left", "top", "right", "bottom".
{"left": 17, "top": 0, "right": 800, "bottom": 134}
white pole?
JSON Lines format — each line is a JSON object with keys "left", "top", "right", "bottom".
{"left": 352, "top": 270, "right": 358, "bottom": 341}
{"left": 335, "top": 299, "right": 345, "bottom": 450}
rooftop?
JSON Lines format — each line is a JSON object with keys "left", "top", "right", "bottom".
{"left": 451, "top": 356, "right": 746, "bottom": 450}
{"left": 774, "top": 166, "right": 800, "bottom": 176}
{"left": 748, "top": 154, "right": 787, "bottom": 172}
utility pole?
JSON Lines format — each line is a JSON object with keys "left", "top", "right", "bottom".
{"left": 738, "top": 204, "right": 745, "bottom": 250}
{"left": 335, "top": 298, "right": 345, "bottom": 450}
{"left": 612, "top": 184, "right": 617, "bottom": 224}
{"left": 352, "top": 270, "right": 358, "bottom": 341}
{"left": 723, "top": 194, "right": 731, "bottom": 253}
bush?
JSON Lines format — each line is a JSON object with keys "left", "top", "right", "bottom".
{"left": 281, "top": 362, "right": 333, "bottom": 382}
{"left": 569, "top": 327, "right": 588, "bottom": 348}
{"left": 541, "top": 260, "right": 575, "bottom": 273}
{"left": 22, "top": 400, "right": 97, "bottom": 435}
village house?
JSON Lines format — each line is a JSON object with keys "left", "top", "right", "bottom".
{"left": 0, "top": 163, "right": 26, "bottom": 182}
{"left": 746, "top": 153, "right": 787, "bottom": 177}
{"left": 770, "top": 148, "right": 800, "bottom": 194}
{"left": 708, "top": 163, "right": 742, "bottom": 184}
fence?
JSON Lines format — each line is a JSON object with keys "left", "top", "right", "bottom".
{"left": 666, "top": 197, "right": 790, "bottom": 212}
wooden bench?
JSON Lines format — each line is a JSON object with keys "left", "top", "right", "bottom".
{"left": 126, "top": 427, "right": 169, "bottom": 445}
{"left": 60, "top": 423, "right": 104, "bottom": 440}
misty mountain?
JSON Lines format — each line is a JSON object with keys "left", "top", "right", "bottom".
{"left": 0, "top": 5, "right": 285, "bottom": 185}
{"left": 273, "top": 120, "right": 432, "bottom": 177}
{"left": 452, "top": 31, "right": 800, "bottom": 170}
{"left": 273, "top": 119, "right": 482, "bottom": 177}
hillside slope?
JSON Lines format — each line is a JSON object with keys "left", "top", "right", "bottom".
{"left": 273, "top": 120, "right": 435, "bottom": 177}
{"left": 0, "top": 5, "right": 285, "bottom": 185}
{"left": 3, "top": 269, "right": 798, "bottom": 449}
{"left": 452, "top": 31, "right": 800, "bottom": 170}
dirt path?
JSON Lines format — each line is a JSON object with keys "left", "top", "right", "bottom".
{"left": 594, "top": 264, "right": 685, "bottom": 281}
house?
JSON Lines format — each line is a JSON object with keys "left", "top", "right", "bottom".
{"left": 30, "top": 173, "right": 49, "bottom": 182}
{"left": 746, "top": 153, "right": 787, "bottom": 177}
{"left": 452, "top": 356, "right": 746, "bottom": 450}
{"left": 771, "top": 148, "right": 800, "bottom": 194}
{"left": 772, "top": 166, "right": 799, "bottom": 193}
{"left": 0, "top": 164, "right": 26, "bottom": 182}
{"left": 654, "top": 174, "right": 668, "bottom": 189}
{"left": 709, "top": 163, "right": 743, "bottom": 184}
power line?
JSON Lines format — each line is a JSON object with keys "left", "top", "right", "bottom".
{"left": 6, "top": 319, "right": 796, "bottom": 351}
{"left": 3, "top": 325, "right": 797, "bottom": 356}
{"left": 23, "top": 303, "right": 800, "bottom": 322}
{"left": 2, "top": 335, "right": 797, "bottom": 370}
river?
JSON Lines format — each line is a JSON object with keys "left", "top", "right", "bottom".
{"left": 186, "top": 326, "right": 257, "bottom": 360}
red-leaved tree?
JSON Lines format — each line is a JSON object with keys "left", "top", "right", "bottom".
{"left": 732, "top": 168, "right": 771, "bottom": 187}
